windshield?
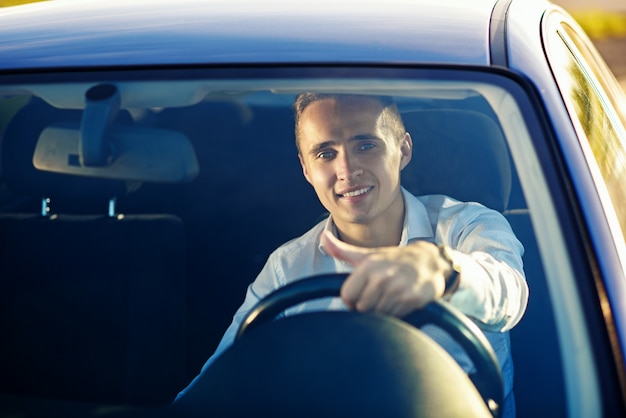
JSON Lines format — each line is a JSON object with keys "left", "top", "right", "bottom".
{"left": 0, "top": 68, "right": 582, "bottom": 416}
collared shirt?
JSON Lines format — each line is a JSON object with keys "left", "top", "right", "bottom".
{"left": 176, "top": 189, "right": 528, "bottom": 412}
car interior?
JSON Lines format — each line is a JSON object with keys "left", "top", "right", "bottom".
{"left": 0, "top": 78, "right": 566, "bottom": 417}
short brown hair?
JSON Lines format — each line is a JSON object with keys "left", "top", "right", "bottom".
{"left": 293, "top": 93, "right": 406, "bottom": 151}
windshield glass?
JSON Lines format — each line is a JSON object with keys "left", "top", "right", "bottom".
{"left": 0, "top": 68, "right": 580, "bottom": 416}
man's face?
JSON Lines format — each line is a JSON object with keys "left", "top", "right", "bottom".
{"left": 297, "top": 97, "right": 412, "bottom": 233}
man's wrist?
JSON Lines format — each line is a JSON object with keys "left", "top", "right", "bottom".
{"left": 438, "top": 244, "right": 461, "bottom": 297}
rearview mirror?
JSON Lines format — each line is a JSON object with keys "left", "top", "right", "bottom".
{"left": 33, "top": 123, "right": 199, "bottom": 183}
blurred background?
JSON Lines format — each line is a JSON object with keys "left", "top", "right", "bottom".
{"left": 553, "top": 0, "right": 626, "bottom": 91}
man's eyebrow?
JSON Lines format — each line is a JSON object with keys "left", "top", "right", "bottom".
{"left": 353, "top": 134, "right": 379, "bottom": 140}
{"left": 307, "top": 135, "right": 380, "bottom": 155}
{"left": 308, "top": 140, "right": 335, "bottom": 155}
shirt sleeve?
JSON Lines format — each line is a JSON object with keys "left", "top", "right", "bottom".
{"left": 437, "top": 202, "right": 528, "bottom": 332}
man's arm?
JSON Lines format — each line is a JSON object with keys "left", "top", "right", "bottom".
{"left": 321, "top": 211, "right": 528, "bottom": 333}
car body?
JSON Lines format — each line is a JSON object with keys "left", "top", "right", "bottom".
{"left": 0, "top": 0, "right": 625, "bottom": 417}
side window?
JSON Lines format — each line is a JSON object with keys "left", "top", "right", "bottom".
{"left": 545, "top": 19, "right": 626, "bottom": 242}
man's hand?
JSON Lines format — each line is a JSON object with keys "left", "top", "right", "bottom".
{"left": 321, "top": 230, "right": 452, "bottom": 317}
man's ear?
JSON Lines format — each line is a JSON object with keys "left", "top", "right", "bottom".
{"left": 400, "top": 132, "right": 413, "bottom": 170}
{"left": 298, "top": 153, "right": 313, "bottom": 184}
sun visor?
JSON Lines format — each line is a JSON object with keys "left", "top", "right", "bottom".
{"left": 34, "top": 123, "right": 199, "bottom": 183}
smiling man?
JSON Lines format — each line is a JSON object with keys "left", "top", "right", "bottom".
{"left": 175, "top": 93, "right": 528, "bottom": 418}
{"left": 297, "top": 94, "right": 409, "bottom": 248}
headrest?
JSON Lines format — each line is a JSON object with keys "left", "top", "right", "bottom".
{"left": 401, "top": 109, "right": 511, "bottom": 212}
{"left": 2, "top": 97, "right": 129, "bottom": 200}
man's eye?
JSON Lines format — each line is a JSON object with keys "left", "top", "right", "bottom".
{"left": 317, "top": 151, "right": 335, "bottom": 159}
{"left": 358, "top": 143, "right": 376, "bottom": 151}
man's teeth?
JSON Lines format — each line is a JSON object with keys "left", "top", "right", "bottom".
{"left": 343, "top": 188, "right": 370, "bottom": 197}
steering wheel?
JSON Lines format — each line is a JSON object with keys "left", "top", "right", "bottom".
{"left": 236, "top": 273, "right": 504, "bottom": 418}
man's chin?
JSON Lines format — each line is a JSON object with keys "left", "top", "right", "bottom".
{"left": 336, "top": 212, "right": 374, "bottom": 225}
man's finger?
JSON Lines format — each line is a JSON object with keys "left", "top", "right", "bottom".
{"left": 320, "top": 230, "right": 374, "bottom": 266}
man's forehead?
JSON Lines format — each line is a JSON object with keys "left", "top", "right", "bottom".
{"left": 301, "top": 97, "right": 385, "bottom": 127}
{"left": 310, "top": 96, "right": 384, "bottom": 112}
{"left": 297, "top": 96, "right": 389, "bottom": 152}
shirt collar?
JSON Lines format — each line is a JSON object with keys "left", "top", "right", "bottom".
{"left": 400, "top": 187, "right": 434, "bottom": 245}
{"left": 318, "top": 187, "right": 434, "bottom": 255}
{"left": 317, "top": 216, "right": 335, "bottom": 256}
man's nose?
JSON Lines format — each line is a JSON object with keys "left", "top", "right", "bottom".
{"left": 336, "top": 152, "right": 363, "bottom": 181}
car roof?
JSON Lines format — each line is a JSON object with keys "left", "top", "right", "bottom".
{"left": 0, "top": 0, "right": 532, "bottom": 71}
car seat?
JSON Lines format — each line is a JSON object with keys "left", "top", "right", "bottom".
{"left": 0, "top": 97, "right": 190, "bottom": 406}
{"left": 401, "top": 108, "right": 511, "bottom": 212}
{"left": 401, "top": 107, "right": 566, "bottom": 418}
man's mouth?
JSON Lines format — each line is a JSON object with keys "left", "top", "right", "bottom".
{"left": 338, "top": 186, "right": 373, "bottom": 198}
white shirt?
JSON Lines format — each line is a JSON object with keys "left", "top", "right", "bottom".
{"left": 177, "top": 189, "right": 528, "bottom": 410}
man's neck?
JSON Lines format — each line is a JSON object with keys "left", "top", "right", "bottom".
{"left": 336, "top": 225, "right": 401, "bottom": 248}
{"left": 334, "top": 198, "right": 406, "bottom": 248}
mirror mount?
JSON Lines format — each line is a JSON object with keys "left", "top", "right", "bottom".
{"left": 79, "top": 83, "right": 120, "bottom": 167}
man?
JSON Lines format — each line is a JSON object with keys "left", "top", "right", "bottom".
{"left": 175, "top": 93, "right": 528, "bottom": 417}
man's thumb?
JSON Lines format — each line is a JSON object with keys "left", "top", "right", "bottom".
{"left": 320, "top": 230, "right": 372, "bottom": 266}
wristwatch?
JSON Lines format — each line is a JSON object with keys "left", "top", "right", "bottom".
{"left": 438, "top": 244, "right": 461, "bottom": 297}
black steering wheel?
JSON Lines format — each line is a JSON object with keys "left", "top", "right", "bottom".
{"left": 236, "top": 273, "right": 504, "bottom": 418}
